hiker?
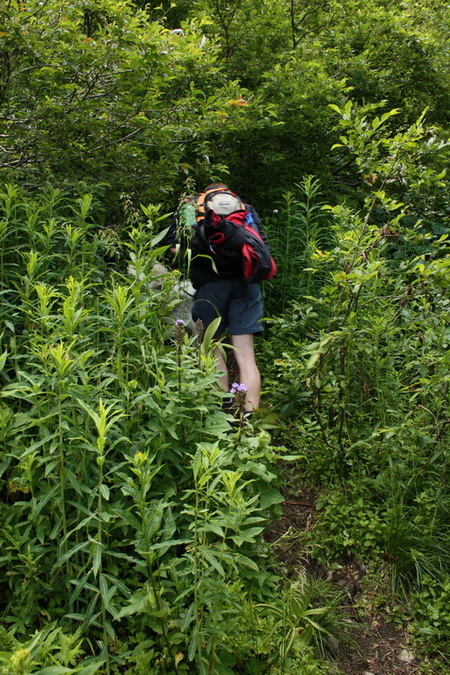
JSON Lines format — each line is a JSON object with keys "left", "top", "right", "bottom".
{"left": 166, "top": 182, "right": 275, "bottom": 414}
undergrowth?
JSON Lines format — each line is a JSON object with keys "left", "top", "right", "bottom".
{"left": 261, "top": 102, "right": 450, "bottom": 667}
{"left": 0, "top": 184, "right": 343, "bottom": 674}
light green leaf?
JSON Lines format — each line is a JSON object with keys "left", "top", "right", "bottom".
{"left": 236, "top": 555, "right": 259, "bottom": 571}
{"left": 202, "top": 316, "right": 222, "bottom": 351}
{"left": 36, "top": 668, "right": 73, "bottom": 675}
{"left": 55, "top": 541, "right": 90, "bottom": 569}
{"left": 198, "top": 522, "right": 225, "bottom": 537}
{"left": 151, "top": 226, "right": 170, "bottom": 246}
{"left": 99, "top": 484, "right": 110, "bottom": 501}
{"left": 201, "top": 547, "right": 225, "bottom": 576}
{"left": 92, "top": 541, "right": 103, "bottom": 577}
{"left": 260, "top": 487, "right": 284, "bottom": 509}
{"left": 306, "top": 351, "right": 322, "bottom": 369}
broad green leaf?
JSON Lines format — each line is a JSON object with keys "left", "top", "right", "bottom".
{"left": 99, "top": 484, "right": 110, "bottom": 501}
{"left": 202, "top": 316, "right": 222, "bottom": 351}
{"left": 236, "top": 555, "right": 259, "bottom": 571}
{"left": 260, "top": 487, "right": 284, "bottom": 509}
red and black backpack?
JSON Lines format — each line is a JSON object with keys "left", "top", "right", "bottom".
{"left": 194, "top": 187, "right": 277, "bottom": 283}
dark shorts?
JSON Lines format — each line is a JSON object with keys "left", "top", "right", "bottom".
{"left": 192, "top": 279, "right": 263, "bottom": 336}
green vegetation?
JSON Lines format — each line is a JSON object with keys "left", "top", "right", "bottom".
{"left": 1, "top": 0, "right": 449, "bottom": 672}
{"left": 263, "top": 101, "right": 449, "bottom": 668}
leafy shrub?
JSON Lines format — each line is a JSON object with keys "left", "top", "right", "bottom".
{"left": 0, "top": 184, "right": 343, "bottom": 673}
{"left": 411, "top": 576, "right": 450, "bottom": 661}
{"left": 261, "top": 102, "right": 450, "bottom": 662}
{"left": 313, "top": 485, "right": 388, "bottom": 563}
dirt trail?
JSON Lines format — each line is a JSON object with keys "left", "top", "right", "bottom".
{"left": 266, "top": 483, "right": 439, "bottom": 675}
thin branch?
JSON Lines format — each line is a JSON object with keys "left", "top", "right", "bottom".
{"left": 85, "top": 127, "right": 143, "bottom": 154}
{"left": 83, "top": 105, "right": 145, "bottom": 154}
{"left": 0, "top": 154, "right": 35, "bottom": 168}
{"left": 357, "top": 293, "right": 403, "bottom": 310}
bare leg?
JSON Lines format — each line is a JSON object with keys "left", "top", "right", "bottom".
{"left": 215, "top": 345, "right": 229, "bottom": 392}
{"left": 230, "top": 334, "right": 261, "bottom": 411}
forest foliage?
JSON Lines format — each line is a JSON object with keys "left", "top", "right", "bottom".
{"left": 1, "top": 0, "right": 449, "bottom": 672}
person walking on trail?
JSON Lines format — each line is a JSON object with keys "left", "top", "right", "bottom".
{"left": 167, "top": 182, "right": 276, "bottom": 415}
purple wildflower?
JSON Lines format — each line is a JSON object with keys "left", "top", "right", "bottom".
{"left": 230, "top": 382, "right": 247, "bottom": 394}
{"left": 229, "top": 381, "right": 248, "bottom": 420}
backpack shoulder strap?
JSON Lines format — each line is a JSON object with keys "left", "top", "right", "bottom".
{"left": 196, "top": 191, "right": 207, "bottom": 223}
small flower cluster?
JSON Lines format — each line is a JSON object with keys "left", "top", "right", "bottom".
{"left": 230, "top": 382, "right": 247, "bottom": 394}
{"left": 230, "top": 382, "right": 247, "bottom": 413}
{"left": 174, "top": 318, "right": 185, "bottom": 345}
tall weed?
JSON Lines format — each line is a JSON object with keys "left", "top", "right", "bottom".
{"left": 0, "top": 184, "right": 340, "bottom": 672}
{"left": 261, "top": 103, "right": 450, "bottom": 659}
{"left": 265, "top": 176, "right": 333, "bottom": 314}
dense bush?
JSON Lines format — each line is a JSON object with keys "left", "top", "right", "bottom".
{"left": 1, "top": 0, "right": 450, "bottom": 670}
{"left": 261, "top": 102, "right": 450, "bottom": 663}
{"left": 0, "top": 185, "right": 345, "bottom": 673}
